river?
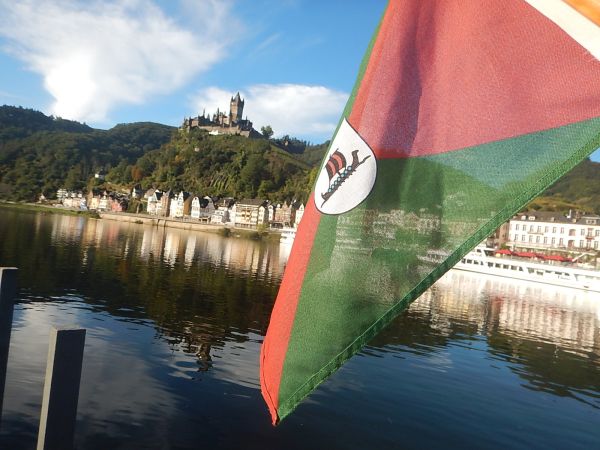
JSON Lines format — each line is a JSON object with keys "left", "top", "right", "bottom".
{"left": 0, "top": 209, "right": 598, "bottom": 449}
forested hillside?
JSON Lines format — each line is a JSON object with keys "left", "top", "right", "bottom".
{"left": 0, "top": 106, "right": 318, "bottom": 202}
{"left": 123, "top": 129, "right": 316, "bottom": 201}
{"left": 528, "top": 158, "right": 600, "bottom": 214}
{"left": 0, "top": 106, "right": 175, "bottom": 200}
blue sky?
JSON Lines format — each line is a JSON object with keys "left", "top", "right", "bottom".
{"left": 0, "top": 0, "right": 387, "bottom": 143}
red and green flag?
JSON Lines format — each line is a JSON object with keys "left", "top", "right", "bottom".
{"left": 261, "top": 0, "right": 600, "bottom": 424}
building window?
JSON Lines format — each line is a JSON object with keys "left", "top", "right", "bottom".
{"left": 530, "top": 225, "right": 534, "bottom": 232}
{"left": 569, "top": 229, "right": 576, "bottom": 236}
{"left": 536, "top": 236, "right": 540, "bottom": 243}
{"left": 560, "top": 227, "right": 564, "bottom": 234}
{"left": 545, "top": 226, "right": 549, "bottom": 233}
{"left": 529, "top": 236, "right": 533, "bottom": 243}
{"left": 595, "top": 241, "right": 598, "bottom": 249}
{"left": 580, "top": 240, "right": 584, "bottom": 248}
{"left": 537, "top": 226, "right": 541, "bottom": 233}
{"left": 596, "top": 230, "right": 600, "bottom": 237}
{"left": 581, "top": 229, "right": 586, "bottom": 236}
{"left": 553, "top": 227, "right": 557, "bottom": 233}
{"left": 543, "top": 237, "right": 548, "bottom": 244}
{"left": 513, "top": 234, "right": 518, "bottom": 242}
{"left": 551, "top": 237, "right": 556, "bottom": 245}
{"left": 516, "top": 224, "right": 520, "bottom": 231}
{"left": 522, "top": 235, "right": 526, "bottom": 242}
{"left": 559, "top": 238, "right": 564, "bottom": 245}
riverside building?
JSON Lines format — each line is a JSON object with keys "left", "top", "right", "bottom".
{"left": 507, "top": 211, "right": 600, "bottom": 252}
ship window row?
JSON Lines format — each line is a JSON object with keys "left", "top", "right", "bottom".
{"left": 465, "top": 258, "right": 572, "bottom": 278}
{"left": 463, "top": 259, "right": 526, "bottom": 272}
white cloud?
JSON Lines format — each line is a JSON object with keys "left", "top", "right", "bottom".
{"left": 191, "top": 84, "right": 348, "bottom": 141}
{"left": 0, "top": 0, "right": 236, "bottom": 123}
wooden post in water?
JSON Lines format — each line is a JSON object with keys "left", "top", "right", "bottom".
{"left": 0, "top": 267, "right": 17, "bottom": 423}
{"left": 37, "top": 327, "right": 86, "bottom": 450}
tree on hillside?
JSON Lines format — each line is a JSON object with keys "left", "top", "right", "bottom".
{"left": 261, "top": 125, "right": 274, "bottom": 139}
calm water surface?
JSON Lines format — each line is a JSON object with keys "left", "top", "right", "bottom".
{"left": 0, "top": 209, "right": 599, "bottom": 449}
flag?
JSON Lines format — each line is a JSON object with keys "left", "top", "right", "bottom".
{"left": 261, "top": 0, "right": 600, "bottom": 424}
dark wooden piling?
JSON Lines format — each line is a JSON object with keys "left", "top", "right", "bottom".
{"left": 0, "top": 267, "right": 17, "bottom": 422}
{"left": 37, "top": 327, "right": 86, "bottom": 450}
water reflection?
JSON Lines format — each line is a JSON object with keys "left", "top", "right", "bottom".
{"left": 0, "top": 209, "right": 598, "bottom": 449}
{"left": 40, "top": 214, "right": 289, "bottom": 281}
{"left": 399, "top": 270, "right": 600, "bottom": 407}
{"left": 415, "top": 270, "right": 600, "bottom": 357}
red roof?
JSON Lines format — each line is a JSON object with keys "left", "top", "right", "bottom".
{"left": 514, "top": 251, "right": 537, "bottom": 258}
{"left": 495, "top": 249, "right": 513, "bottom": 255}
{"left": 542, "top": 254, "right": 573, "bottom": 262}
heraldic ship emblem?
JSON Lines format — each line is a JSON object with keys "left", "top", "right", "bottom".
{"left": 321, "top": 149, "right": 371, "bottom": 207}
{"left": 315, "top": 118, "right": 377, "bottom": 215}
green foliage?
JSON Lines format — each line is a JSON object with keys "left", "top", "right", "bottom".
{"left": 0, "top": 106, "right": 174, "bottom": 200}
{"left": 530, "top": 158, "right": 600, "bottom": 214}
{"left": 0, "top": 106, "right": 325, "bottom": 203}
{"left": 298, "top": 141, "right": 329, "bottom": 166}
{"left": 260, "top": 125, "right": 274, "bottom": 139}
{"left": 130, "top": 129, "right": 312, "bottom": 202}
{"left": 269, "top": 134, "right": 329, "bottom": 167}
{"left": 0, "top": 105, "right": 91, "bottom": 142}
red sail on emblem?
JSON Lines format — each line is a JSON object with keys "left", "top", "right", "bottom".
{"left": 325, "top": 150, "right": 347, "bottom": 180}
{"left": 321, "top": 149, "right": 370, "bottom": 206}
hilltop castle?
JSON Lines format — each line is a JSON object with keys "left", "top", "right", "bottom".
{"left": 182, "top": 93, "right": 260, "bottom": 138}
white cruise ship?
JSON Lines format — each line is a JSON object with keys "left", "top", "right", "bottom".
{"left": 454, "top": 247, "right": 600, "bottom": 292}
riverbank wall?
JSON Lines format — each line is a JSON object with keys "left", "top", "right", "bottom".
{"left": 99, "top": 212, "right": 282, "bottom": 241}
{"left": 0, "top": 202, "right": 283, "bottom": 241}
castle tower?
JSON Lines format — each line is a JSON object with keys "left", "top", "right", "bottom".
{"left": 230, "top": 92, "right": 244, "bottom": 123}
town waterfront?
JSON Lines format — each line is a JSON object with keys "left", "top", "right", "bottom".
{"left": 0, "top": 209, "right": 599, "bottom": 449}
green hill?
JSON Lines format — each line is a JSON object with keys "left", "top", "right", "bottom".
{"left": 126, "top": 128, "right": 314, "bottom": 201}
{"left": 529, "top": 158, "right": 600, "bottom": 214}
{"left": 0, "top": 106, "right": 316, "bottom": 202}
{"left": 0, "top": 105, "right": 92, "bottom": 140}
{"left": 0, "top": 106, "right": 175, "bottom": 200}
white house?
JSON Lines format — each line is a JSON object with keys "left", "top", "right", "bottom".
{"left": 191, "top": 196, "right": 215, "bottom": 220}
{"left": 507, "top": 211, "right": 600, "bottom": 252}
{"left": 191, "top": 196, "right": 202, "bottom": 219}
{"left": 168, "top": 191, "right": 191, "bottom": 218}
{"left": 267, "top": 204, "right": 276, "bottom": 223}
{"left": 147, "top": 191, "right": 162, "bottom": 215}
{"left": 234, "top": 199, "right": 267, "bottom": 228}
{"left": 211, "top": 209, "right": 230, "bottom": 224}
{"left": 292, "top": 202, "right": 305, "bottom": 228}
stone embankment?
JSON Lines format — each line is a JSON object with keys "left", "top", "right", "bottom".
{"left": 0, "top": 202, "right": 282, "bottom": 241}
{"left": 98, "top": 211, "right": 281, "bottom": 241}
